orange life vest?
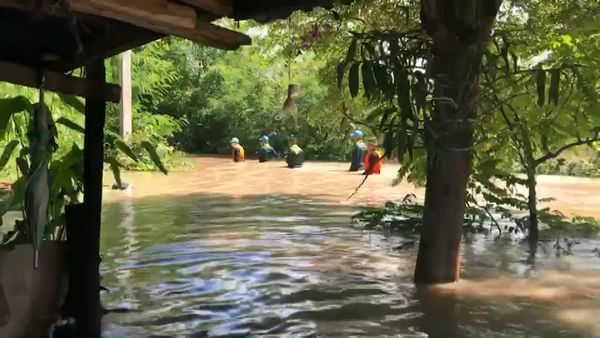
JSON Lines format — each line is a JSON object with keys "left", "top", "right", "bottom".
{"left": 231, "top": 144, "right": 245, "bottom": 162}
{"left": 364, "top": 149, "right": 383, "bottom": 174}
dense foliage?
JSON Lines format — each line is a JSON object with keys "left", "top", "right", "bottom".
{"left": 330, "top": 0, "right": 599, "bottom": 241}
{"left": 125, "top": 35, "right": 371, "bottom": 160}
{"left": 0, "top": 85, "right": 168, "bottom": 245}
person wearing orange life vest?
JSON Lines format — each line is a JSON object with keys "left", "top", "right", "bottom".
{"left": 364, "top": 138, "right": 383, "bottom": 175}
{"left": 230, "top": 137, "right": 245, "bottom": 162}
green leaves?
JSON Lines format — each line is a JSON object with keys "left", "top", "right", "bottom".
{"left": 536, "top": 69, "right": 546, "bottom": 107}
{"left": 141, "top": 141, "right": 168, "bottom": 175}
{"left": 348, "top": 62, "right": 360, "bottom": 98}
{"left": 106, "top": 131, "right": 139, "bottom": 162}
{"left": 0, "top": 96, "right": 32, "bottom": 138}
{"left": 535, "top": 67, "right": 563, "bottom": 107}
{"left": 16, "top": 157, "right": 28, "bottom": 175}
{"left": 337, "top": 62, "right": 347, "bottom": 88}
{"left": 548, "top": 69, "right": 560, "bottom": 105}
{"left": 105, "top": 156, "right": 123, "bottom": 189}
{"left": 57, "top": 94, "right": 85, "bottom": 114}
{"left": 379, "top": 107, "right": 396, "bottom": 128}
{"left": 56, "top": 117, "right": 85, "bottom": 134}
{"left": 115, "top": 139, "right": 138, "bottom": 162}
{"left": 0, "top": 140, "right": 19, "bottom": 171}
{"left": 346, "top": 38, "right": 358, "bottom": 64}
{"left": 372, "top": 63, "right": 389, "bottom": 92}
{"left": 361, "top": 62, "right": 377, "bottom": 100}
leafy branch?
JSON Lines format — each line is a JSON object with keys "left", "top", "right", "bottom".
{"left": 535, "top": 130, "right": 600, "bottom": 165}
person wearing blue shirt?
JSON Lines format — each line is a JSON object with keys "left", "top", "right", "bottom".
{"left": 257, "top": 135, "right": 277, "bottom": 162}
{"left": 349, "top": 130, "right": 367, "bottom": 172}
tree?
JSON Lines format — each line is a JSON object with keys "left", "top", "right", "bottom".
{"left": 481, "top": 31, "right": 600, "bottom": 243}
{"left": 337, "top": 0, "right": 504, "bottom": 283}
{"left": 0, "top": 91, "right": 168, "bottom": 245}
{"left": 413, "top": 0, "right": 504, "bottom": 284}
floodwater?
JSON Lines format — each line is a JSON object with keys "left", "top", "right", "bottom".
{"left": 100, "top": 157, "right": 600, "bottom": 337}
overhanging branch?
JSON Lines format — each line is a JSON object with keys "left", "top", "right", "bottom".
{"left": 535, "top": 131, "right": 600, "bottom": 165}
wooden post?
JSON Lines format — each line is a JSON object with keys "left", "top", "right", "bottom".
{"left": 119, "top": 50, "right": 132, "bottom": 140}
{"left": 77, "top": 59, "right": 107, "bottom": 336}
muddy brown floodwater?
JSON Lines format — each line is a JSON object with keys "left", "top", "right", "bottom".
{"left": 101, "top": 157, "right": 600, "bottom": 337}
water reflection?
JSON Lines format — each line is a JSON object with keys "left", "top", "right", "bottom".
{"left": 99, "top": 158, "right": 600, "bottom": 337}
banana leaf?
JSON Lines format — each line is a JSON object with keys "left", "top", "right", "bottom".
{"left": 25, "top": 95, "right": 50, "bottom": 268}
{"left": 0, "top": 96, "right": 32, "bottom": 139}
{"left": 141, "top": 141, "right": 168, "bottom": 175}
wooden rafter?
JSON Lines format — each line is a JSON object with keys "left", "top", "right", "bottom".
{"left": 78, "top": 20, "right": 164, "bottom": 70}
{"left": 0, "top": 60, "right": 121, "bottom": 102}
{"left": 0, "top": 0, "right": 65, "bottom": 14}
{"left": 70, "top": 0, "right": 197, "bottom": 30}
{"left": 179, "top": 0, "right": 232, "bottom": 17}
{"left": 0, "top": 0, "right": 250, "bottom": 53}
{"left": 70, "top": 0, "right": 250, "bottom": 50}
{"left": 175, "top": 21, "right": 251, "bottom": 50}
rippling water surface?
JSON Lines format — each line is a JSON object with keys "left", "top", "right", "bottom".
{"left": 100, "top": 157, "right": 600, "bottom": 337}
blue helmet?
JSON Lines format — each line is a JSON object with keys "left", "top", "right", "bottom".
{"left": 259, "top": 135, "right": 269, "bottom": 143}
{"left": 351, "top": 130, "right": 364, "bottom": 139}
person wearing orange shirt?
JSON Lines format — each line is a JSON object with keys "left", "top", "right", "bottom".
{"left": 230, "top": 137, "right": 245, "bottom": 163}
{"left": 364, "top": 139, "right": 383, "bottom": 175}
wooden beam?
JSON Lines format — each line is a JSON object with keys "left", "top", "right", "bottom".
{"left": 0, "top": 60, "right": 121, "bottom": 102}
{"left": 0, "top": 0, "right": 248, "bottom": 51}
{"left": 79, "top": 20, "right": 164, "bottom": 70}
{"left": 173, "top": 21, "right": 251, "bottom": 50}
{"left": 70, "top": 0, "right": 248, "bottom": 50}
{"left": 178, "top": 0, "right": 232, "bottom": 17}
{"left": 0, "top": 0, "right": 65, "bottom": 14}
{"left": 70, "top": 0, "right": 197, "bottom": 31}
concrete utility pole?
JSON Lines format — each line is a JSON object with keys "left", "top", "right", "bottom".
{"left": 119, "top": 50, "right": 132, "bottom": 140}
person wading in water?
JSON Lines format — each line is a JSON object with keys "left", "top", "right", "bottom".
{"left": 349, "top": 129, "right": 367, "bottom": 172}
{"left": 257, "top": 135, "right": 277, "bottom": 163}
{"left": 364, "top": 138, "right": 383, "bottom": 175}
{"left": 285, "top": 137, "right": 304, "bottom": 169}
{"left": 230, "top": 137, "right": 245, "bottom": 163}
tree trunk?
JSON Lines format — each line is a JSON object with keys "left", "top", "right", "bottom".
{"left": 526, "top": 166, "right": 539, "bottom": 243}
{"left": 417, "top": 286, "right": 459, "bottom": 337}
{"left": 414, "top": 0, "right": 502, "bottom": 284}
{"left": 414, "top": 116, "right": 472, "bottom": 284}
{"left": 519, "top": 123, "right": 539, "bottom": 244}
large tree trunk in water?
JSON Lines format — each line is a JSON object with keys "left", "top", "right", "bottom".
{"left": 414, "top": 66, "right": 473, "bottom": 283}
{"left": 415, "top": 129, "right": 471, "bottom": 283}
{"left": 527, "top": 167, "right": 539, "bottom": 243}
{"left": 414, "top": 0, "right": 502, "bottom": 284}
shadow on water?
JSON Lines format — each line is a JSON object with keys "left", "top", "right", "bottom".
{"left": 99, "top": 191, "right": 600, "bottom": 337}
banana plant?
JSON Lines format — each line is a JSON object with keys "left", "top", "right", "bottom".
{"left": 0, "top": 94, "right": 53, "bottom": 263}
{"left": 57, "top": 94, "right": 169, "bottom": 187}
{"left": 0, "top": 94, "right": 168, "bottom": 250}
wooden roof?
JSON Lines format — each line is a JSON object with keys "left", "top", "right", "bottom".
{"left": 0, "top": 0, "right": 334, "bottom": 71}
